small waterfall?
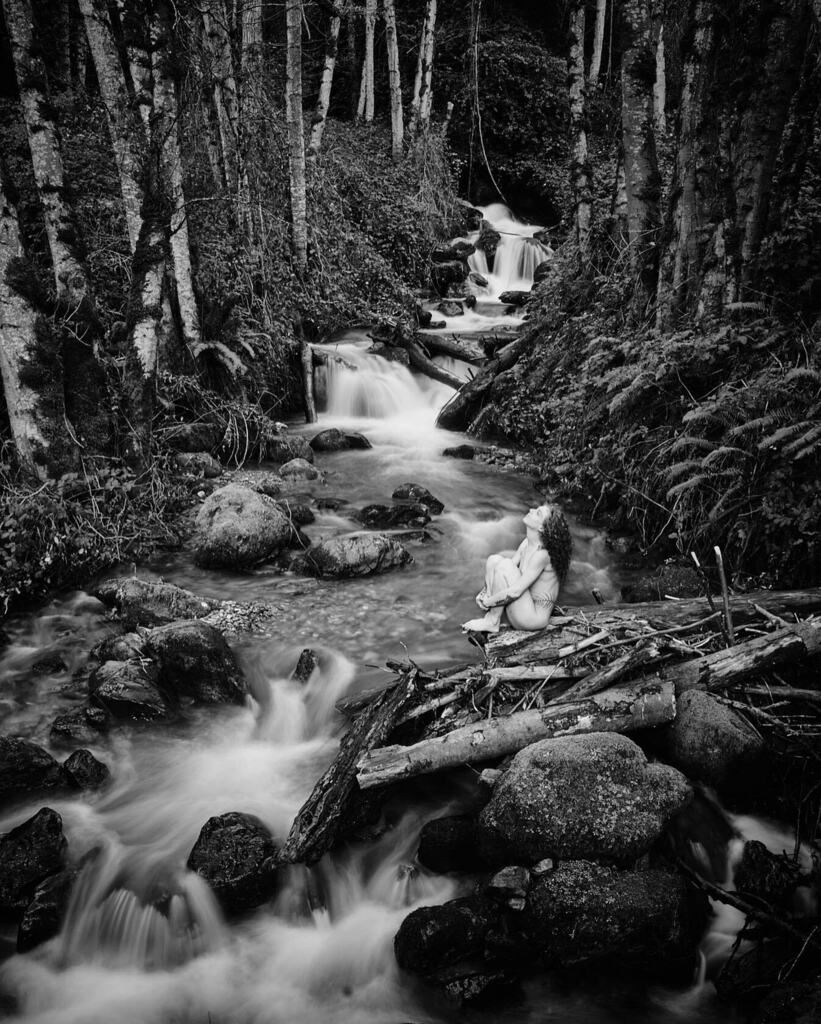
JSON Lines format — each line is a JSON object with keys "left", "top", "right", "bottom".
{"left": 492, "top": 235, "right": 551, "bottom": 294}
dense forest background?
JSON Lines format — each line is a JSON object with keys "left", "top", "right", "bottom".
{"left": 1, "top": 0, "right": 819, "bottom": 614}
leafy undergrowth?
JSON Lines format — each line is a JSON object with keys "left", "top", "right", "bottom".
{"left": 485, "top": 266, "right": 821, "bottom": 587}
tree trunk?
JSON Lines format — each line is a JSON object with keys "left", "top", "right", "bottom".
{"left": 308, "top": 8, "right": 342, "bottom": 160}
{"left": 589, "top": 0, "right": 607, "bottom": 83}
{"left": 568, "top": 2, "right": 592, "bottom": 258}
{"left": 77, "top": 0, "right": 145, "bottom": 251}
{"left": 0, "top": 172, "right": 70, "bottom": 478}
{"left": 150, "top": 4, "right": 201, "bottom": 359}
{"left": 202, "top": 0, "right": 243, "bottom": 194}
{"left": 357, "top": 0, "right": 376, "bottom": 122}
{"left": 406, "top": 341, "right": 464, "bottom": 390}
{"left": 114, "top": 0, "right": 152, "bottom": 129}
{"left": 3, "top": 0, "right": 94, "bottom": 319}
{"left": 436, "top": 332, "right": 533, "bottom": 430}
{"left": 70, "top": 2, "right": 90, "bottom": 91}
{"left": 356, "top": 680, "right": 675, "bottom": 789}
{"left": 620, "top": 0, "right": 661, "bottom": 317}
{"left": 654, "top": 21, "right": 666, "bottom": 134}
{"left": 382, "top": 0, "right": 404, "bottom": 161}
{"left": 417, "top": 331, "right": 486, "bottom": 364}
{"left": 610, "top": 148, "right": 629, "bottom": 244}
{"left": 418, "top": 1, "right": 437, "bottom": 130}
{"left": 281, "top": 671, "right": 419, "bottom": 864}
{"left": 409, "top": 0, "right": 437, "bottom": 135}
{"left": 285, "top": 0, "right": 308, "bottom": 272}
{"left": 300, "top": 337, "right": 317, "bottom": 423}
{"left": 51, "top": 0, "right": 72, "bottom": 89}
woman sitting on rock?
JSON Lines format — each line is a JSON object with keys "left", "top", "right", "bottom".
{"left": 462, "top": 504, "right": 572, "bottom": 634}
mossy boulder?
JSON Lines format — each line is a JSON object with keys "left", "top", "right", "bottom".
{"left": 296, "top": 533, "right": 412, "bottom": 579}
{"left": 187, "top": 811, "right": 278, "bottom": 914}
{"left": 94, "top": 577, "right": 218, "bottom": 629}
{"left": 193, "top": 484, "right": 292, "bottom": 569}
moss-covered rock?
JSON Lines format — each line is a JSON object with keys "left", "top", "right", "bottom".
{"left": 192, "top": 484, "right": 292, "bottom": 569}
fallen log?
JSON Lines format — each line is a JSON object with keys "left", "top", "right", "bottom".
{"left": 436, "top": 331, "right": 533, "bottom": 430}
{"left": 406, "top": 339, "right": 465, "bottom": 389}
{"left": 416, "top": 332, "right": 486, "bottom": 364}
{"left": 300, "top": 339, "right": 317, "bottom": 424}
{"left": 356, "top": 679, "right": 675, "bottom": 789}
{"left": 281, "top": 671, "right": 418, "bottom": 864}
{"left": 552, "top": 641, "right": 661, "bottom": 703}
{"left": 485, "top": 589, "right": 821, "bottom": 664}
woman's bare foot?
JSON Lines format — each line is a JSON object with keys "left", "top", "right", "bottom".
{"left": 461, "top": 616, "right": 501, "bottom": 634}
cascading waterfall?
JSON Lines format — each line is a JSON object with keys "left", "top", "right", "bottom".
{"left": 467, "top": 202, "right": 552, "bottom": 299}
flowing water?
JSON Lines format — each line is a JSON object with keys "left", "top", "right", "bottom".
{"left": 0, "top": 207, "right": 796, "bottom": 1023}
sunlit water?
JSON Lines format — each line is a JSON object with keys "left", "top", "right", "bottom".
{"left": 0, "top": 205, "right": 781, "bottom": 1023}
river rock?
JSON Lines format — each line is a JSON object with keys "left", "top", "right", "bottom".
{"left": 358, "top": 503, "right": 431, "bottom": 529}
{"left": 416, "top": 304, "right": 433, "bottom": 327}
{"left": 0, "top": 737, "right": 64, "bottom": 809}
{"left": 50, "top": 706, "right": 111, "bottom": 748}
{"left": 17, "top": 867, "right": 77, "bottom": 952}
{"left": 272, "top": 499, "right": 315, "bottom": 526}
{"left": 61, "top": 749, "right": 110, "bottom": 791}
{"left": 391, "top": 483, "right": 444, "bottom": 515}
{"left": 662, "top": 690, "right": 765, "bottom": 796}
{"left": 443, "top": 444, "right": 476, "bottom": 459}
{"left": 297, "top": 533, "right": 412, "bottom": 579}
{"left": 431, "top": 259, "right": 468, "bottom": 296}
{"left": 241, "top": 471, "right": 285, "bottom": 497}
{"left": 454, "top": 200, "right": 483, "bottom": 232}
{"left": 141, "top": 620, "right": 246, "bottom": 705}
{"left": 175, "top": 451, "right": 223, "bottom": 478}
{"left": 477, "top": 220, "right": 501, "bottom": 264}
{"left": 164, "top": 421, "right": 223, "bottom": 453}
{"left": 523, "top": 861, "right": 708, "bottom": 968}
{"left": 94, "top": 577, "right": 217, "bottom": 630}
{"left": 89, "top": 660, "right": 169, "bottom": 721}
{"left": 279, "top": 458, "right": 321, "bottom": 481}
{"left": 431, "top": 241, "right": 476, "bottom": 263}
{"left": 265, "top": 435, "right": 314, "bottom": 464}
{"left": 533, "top": 260, "right": 553, "bottom": 284}
{"left": 498, "top": 290, "right": 530, "bottom": 306}
{"left": 394, "top": 896, "right": 501, "bottom": 974}
{"left": 417, "top": 815, "right": 510, "bottom": 874}
{"left": 478, "top": 733, "right": 691, "bottom": 865}
{"left": 187, "top": 811, "right": 278, "bottom": 913}
{"left": 193, "top": 484, "right": 292, "bottom": 569}
{"left": 309, "top": 428, "right": 372, "bottom": 453}
{"left": 469, "top": 271, "right": 489, "bottom": 288}
{"left": 0, "top": 808, "right": 67, "bottom": 914}
{"left": 90, "top": 631, "right": 146, "bottom": 663}
{"left": 734, "top": 840, "right": 802, "bottom": 908}
{"left": 486, "top": 866, "right": 531, "bottom": 909}
{"left": 437, "top": 300, "right": 464, "bottom": 317}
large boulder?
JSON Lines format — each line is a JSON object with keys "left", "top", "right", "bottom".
{"left": 0, "top": 737, "right": 64, "bottom": 809}
{"left": 391, "top": 483, "right": 444, "bottom": 515}
{"left": 662, "top": 690, "right": 765, "bottom": 796}
{"left": 394, "top": 896, "right": 501, "bottom": 974}
{"left": 187, "top": 811, "right": 278, "bottom": 913}
{"left": 297, "top": 533, "right": 412, "bottom": 579}
{"left": 478, "top": 733, "right": 691, "bottom": 865}
{"left": 50, "top": 706, "right": 110, "bottom": 748}
{"left": 358, "top": 503, "right": 431, "bottom": 530}
{"left": 523, "top": 861, "right": 708, "bottom": 968}
{"left": 94, "top": 577, "right": 217, "bottom": 630}
{"left": 61, "top": 750, "right": 110, "bottom": 791}
{"left": 17, "top": 868, "right": 77, "bottom": 951}
{"left": 310, "top": 428, "right": 372, "bottom": 453}
{"left": 88, "top": 661, "right": 169, "bottom": 721}
{"left": 193, "top": 484, "right": 292, "bottom": 569}
{"left": 0, "top": 808, "right": 67, "bottom": 914}
{"left": 141, "top": 620, "right": 246, "bottom": 705}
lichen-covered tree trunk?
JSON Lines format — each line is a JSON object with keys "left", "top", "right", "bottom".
{"left": 357, "top": 0, "right": 376, "bottom": 122}
{"left": 382, "top": 0, "right": 404, "bottom": 161}
{"left": 568, "top": 2, "right": 592, "bottom": 258}
{"left": 286, "top": 0, "right": 308, "bottom": 271}
{"left": 3, "top": 0, "right": 94, "bottom": 318}
{"left": 77, "top": 0, "right": 145, "bottom": 250}
{"left": 620, "top": 0, "right": 662, "bottom": 317}
{"left": 150, "top": 2, "right": 201, "bottom": 359}
{"left": 0, "top": 171, "right": 70, "bottom": 478}
{"left": 610, "top": 149, "right": 628, "bottom": 245}
{"left": 409, "top": 0, "right": 437, "bottom": 135}
{"left": 653, "top": 22, "right": 666, "bottom": 134}
{"left": 115, "top": 0, "right": 153, "bottom": 128}
{"left": 417, "top": 0, "right": 437, "bottom": 131}
{"left": 202, "top": 0, "right": 243, "bottom": 193}
{"left": 308, "top": 8, "right": 342, "bottom": 160}
{"left": 589, "top": 0, "right": 607, "bottom": 83}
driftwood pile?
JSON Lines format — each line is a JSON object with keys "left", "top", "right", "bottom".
{"left": 281, "top": 588, "right": 821, "bottom": 866}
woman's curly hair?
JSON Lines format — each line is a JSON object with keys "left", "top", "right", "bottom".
{"left": 539, "top": 506, "right": 572, "bottom": 583}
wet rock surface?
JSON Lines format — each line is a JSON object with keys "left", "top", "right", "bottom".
{"left": 478, "top": 733, "right": 691, "bottom": 865}
{"left": 295, "top": 533, "right": 412, "bottom": 579}
{"left": 94, "top": 577, "right": 217, "bottom": 630}
{"left": 443, "top": 444, "right": 476, "bottom": 459}
{"left": 735, "top": 840, "right": 802, "bottom": 907}
{"left": 498, "top": 290, "right": 530, "bottom": 306}
{"left": 358, "top": 503, "right": 431, "bottom": 530}
{"left": 0, "top": 808, "right": 67, "bottom": 913}
{"left": 193, "top": 484, "right": 292, "bottom": 568}
{"left": 142, "top": 619, "right": 247, "bottom": 705}
{"left": 89, "top": 660, "right": 170, "bottom": 721}
{"left": 50, "top": 706, "right": 111, "bottom": 748}
{"left": 265, "top": 435, "right": 314, "bottom": 464}
{"left": 17, "top": 868, "right": 77, "bottom": 951}
{"left": 417, "top": 815, "right": 510, "bottom": 874}
{"left": 61, "top": 749, "right": 110, "bottom": 790}
{"left": 394, "top": 896, "right": 501, "bottom": 973}
{"left": 391, "top": 483, "right": 444, "bottom": 515}
{"left": 280, "top": 457, "right": 321, "bottom": 481}
{"left": 477, "top": 220, "right": 501, "bottom": 264}
{"left": 187, "top": 811, "right": 278, "bottom": 913}
{"left": 0, "top": 737, "right": 64, "bottom": 809}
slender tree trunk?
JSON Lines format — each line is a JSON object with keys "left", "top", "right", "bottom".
{"left": 115, "top": 0, "right": 153, "bottom": 128}
{"left": 409, "top": 0, "right": 437, "bottom": 135}
{"left": 308, "top": 8, "right": 342, "bottom": 160}
{"left": 382, "top": 0, "right": 404, "bottom": 161}
{"left": 357, "top": 0, "right": 376, "bottom": 122}
{"left": 286, "top": 0, "right": 308, "bottom": 271}
{"left": 150, "top": 3, "right": 201, "bottom": 358}
{"left": 654, "top": 22, "right": 666, "bottom": 134}
{"left": 568, "top": 2, "right": 592, "bottom": 258}
{"left": 77, "top": 0, "right": 146, "bottom": 251}
{"left": 242, "top": 0, "right": 263, "bottom": 72}
{"left": 418, "top": 0, "right": 437, "bottom": 131}
{"left": 589, "top": 0, "right": 607, "bottom": 83}
{"left": 620, "top": 0, "right": 662, "bottom": 317}
{"left": 52, "top": 1, "right": 72, "bottom": 89}
{"left": 70, "top": 4, "right": 90, "bottom": 90}
{"left": 2, "top": 0, "right": 94, "bottom": 319}
{"left": 202, "top": 0, "right": 242, "bottom": 194}
{"left": 610, "top": 148, "right": 629, "bottom": 244}
{"left": 0, "top": 171, "right": 70, "bottom": 478}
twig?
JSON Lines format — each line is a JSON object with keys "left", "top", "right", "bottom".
{"left": 753, "top": 602, "right": 789, "bottom": 627}
{"left": 714, "top": 546, "right": 735, "bottom": 645}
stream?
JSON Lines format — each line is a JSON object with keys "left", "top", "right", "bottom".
{"left": 0, "top": 206, "right": 801, "bottom": 1023}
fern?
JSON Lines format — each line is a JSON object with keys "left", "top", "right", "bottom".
{"left": 669, "top": 435, "right": 717, "bottom": 454}
{"left": 727, "top": 413, "right": 780, "bottom": 439}
{"left": 759, "top": 421, "right": 814, "bottom": 450}
{"left": 666, "top": 474, "right": 714, "bottom": 500}
{"left": 702, "top": 445, "right": 749, "bottom": 466}
{"left": 665, "top": 459, "right": 705, "bottom": 483}
{"left": 784, "top": 422, "right": 821, "bottom": 458}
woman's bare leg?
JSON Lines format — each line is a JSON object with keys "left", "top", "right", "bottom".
{"left": 463, "top": 557, "right": 521, "bottom": 633}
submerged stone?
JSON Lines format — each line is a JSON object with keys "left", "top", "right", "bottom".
{"left": 391, "top": 483, "right": 444, "bottom": 515}
{"left": 187, "top": 811, "right": 278, "bottom": 914}
{"left": 0, "top": 808, "right": 67, "bottom": 914}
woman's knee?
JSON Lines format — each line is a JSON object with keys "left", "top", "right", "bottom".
{"left": 486, "top": 553, "right": 505, "bottom": 571}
